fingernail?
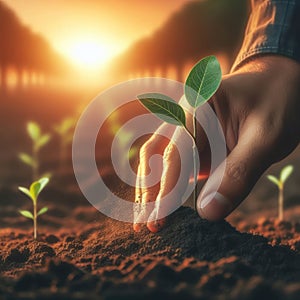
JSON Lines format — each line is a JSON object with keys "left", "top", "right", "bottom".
{"left": 147, "top": 219, "right": 165, "bottom": 233}
{"left": 147, "top": 221, "right": 159, "bottom": 233}
{"left": 133, "top": 223, "right": 142, "bottom": 232}
{"left": 199, "top": 192, "right": 232, "bottom": 221}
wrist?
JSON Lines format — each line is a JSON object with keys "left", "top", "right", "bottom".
{"left": 233, "top": 54, "right": 300, "bottom": 76}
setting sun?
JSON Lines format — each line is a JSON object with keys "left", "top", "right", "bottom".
{"left": 66, "top": 40, "right": 114, "bottom": 69}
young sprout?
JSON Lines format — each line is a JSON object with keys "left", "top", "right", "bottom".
{"left": 19, "top": 121, "right": 51, "bottom": 180}
{"left": 108, "top": 110, "right": 138, "bottom": 171}
{"left": 267, "top": 165, "right": 294, "bottom": 221}
{"left": 53, "top": 117, "right": 76, "bottom": 173}
{"left": 137, "top": 56, "right": 222, "bottom": 210}
{"left": 18, "top": 177, "right": 49, "bottom": 239}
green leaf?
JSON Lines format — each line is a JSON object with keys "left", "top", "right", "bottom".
{"left": 36, "top": 134, "right": 51, "bottom": 149}
{"left": 118, "top": 131, "right": 133, "bottom": 147}
{"left": 137, "top": 93, "right": 186, "bottom": 127}
{"left": 37, "top": 207, "right": 48, "bottom": 216}
{"left": 27, "top": 122, "right": 41, "bottom": 141}
{"left": 19, "top": 210, "right": 34, "bottom": 219}
{"left": 267, "top": 175, "right": 280, "bottom": 187}
{"left": 29, "top": 177, "right": 49, "bottom": 202}
{"left": 54, "top": 118, "right": 75, "bottom": 135}
{"left": 128, "top": 146, "right": 138, "bottom": 160}
{"left": 185, "top": 55, "right": 222, "bottom": 108}
{"left": 18, "top": 186, "right": 32, "bottom": 200}
{"left": 280, "top": 165, "right": 294, "bottom": 183}
{"left": 111, "top": 123, "right": 121, "bottom": 135}
{"left": 61, "top": 118, "right": 75, "bottom": 133}
{"left": 38, "top": 177, "right": 49, "bottom": 191}
{"left": 19, "top": 152, "right": 34, "bottom": 167}
{"left": 29, "top": 181, "right": 41, "bottom": 203}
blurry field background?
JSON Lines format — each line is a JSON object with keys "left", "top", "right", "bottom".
{"left": 0, "top": 0, "right": 299, "bottom": 224}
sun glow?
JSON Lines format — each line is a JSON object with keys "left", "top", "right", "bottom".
{"left": 66, "top": 40, "right": 114, "bottom": 70}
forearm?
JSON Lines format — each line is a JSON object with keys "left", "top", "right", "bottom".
{"left": 232, "top": 0, "right": 300, "bottom": 72}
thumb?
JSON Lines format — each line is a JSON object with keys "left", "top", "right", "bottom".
{"left": 197, "top": 131, "right": 272, "bottom": 221}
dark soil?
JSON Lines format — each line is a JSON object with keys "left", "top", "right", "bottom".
{"left": 1, "top": 185, "right": 300, "bottom": 300}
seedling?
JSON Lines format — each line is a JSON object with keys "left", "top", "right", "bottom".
{"left": 109, "top": 110, "right": 138, "bottom": 166}
{"left": 18, "top": 177, "right": 49, "bottom": 239}
{"left": 267, "top": 165, "right": 294, "bottom": 221}
{"left": 137, "top": 55, "right": 222, "bottom": 210}
{"left": 53, "top": 117, "right": 76, "bottom": 173}
{"left": 19, "top": 121, "right": 51, "bottom": 180}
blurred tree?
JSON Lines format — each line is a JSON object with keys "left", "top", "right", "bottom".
{"left": 110, "top": 0, "right": 249, "bottom": 81}
{"left": 0, "top": 1, "right": 69, "bottom": 90}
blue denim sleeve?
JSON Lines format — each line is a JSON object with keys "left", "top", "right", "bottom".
{"left": 231, "top": 0, "right": 300, "bottom": 71}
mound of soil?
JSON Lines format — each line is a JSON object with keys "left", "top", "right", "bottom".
{"left": 1, "top": 205, "right": 300, "bottom": 300}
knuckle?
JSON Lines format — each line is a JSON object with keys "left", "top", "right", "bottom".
{"left": 226, "top": 161, "right": 247, "bottom": 186}
{"left": 141, "top": 188, "right": 157, "bottom": 200}
{"left": 256, "top": 122, "right": 282, "bottom": 150}
{"left": 139, "top": 140, "right": 155, "bottom": 158}
{"left": 245, "top": 118, "right": 281, "bottom": 153}
{"left": 225, "top": 159, "right": 261, "bottom": 196}
{"left": 139, "top": 142, "right": 150, "bottom": 156}
{"left": 139, "top": 134, "right": 166, "bottom": 158}
{"left": 163, "top": 142, "right": 177, "bottom": 159}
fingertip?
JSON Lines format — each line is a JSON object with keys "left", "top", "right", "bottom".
{"left": 133, "top": 223, "right": 142, "bottom": 232}
{"left": 147, "top": 222, "right": 160, "bottom": 233}
{"left": 147, "top": 218, "right": 166, "bottom": 233}
{"left": 197, "top": 192, "right": 232, "bottom": 221}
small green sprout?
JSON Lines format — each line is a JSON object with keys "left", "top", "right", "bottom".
{"left": 18, "top": 177, "right": 49, "bottom": 239}
{"left": 109, "top": 110, "right": 138, "bottom": 167}
{"left": 267, "top": 165, "right": 294, "bottom": 221}
{"left": 53, "top": 117, "right": 76, "bottom": 173}
{"left": 19, "top": 121, "right": 51, "bottom": 180}
{"left": 137, "top": 56, "right": 222, "bottom": 209}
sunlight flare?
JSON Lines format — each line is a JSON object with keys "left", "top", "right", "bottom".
{"left": 66, "top": 40, "right": 114, "bottom": 69}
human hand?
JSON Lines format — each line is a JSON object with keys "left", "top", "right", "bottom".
{"left": 133, "top": 121, "right": 197, "bottom": 232}
{"left": 134, "top": 55, "right": 300, "bottom": 232}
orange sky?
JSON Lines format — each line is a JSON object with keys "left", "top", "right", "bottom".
{"left": 2, "top": 0, "right": 192, "bottom": 68}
